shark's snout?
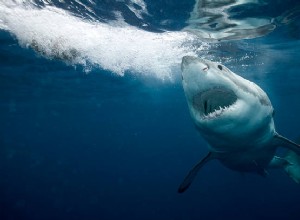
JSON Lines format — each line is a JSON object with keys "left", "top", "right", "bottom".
{"left": 182, "top": 56, "right": 197, "bottom": 65}
{"left": 181, "top": 56, "right": 210, "bottom": 74}
{"left": 181, "top": 56, "right": 198, "bottom": 71}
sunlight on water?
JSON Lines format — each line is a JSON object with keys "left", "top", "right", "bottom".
{"left": 0, "top": 0, "right": 203, "bottom": 80}
{"left": 185, "top": 0, "right": 275, "bottom": 41}
{"left": 1, "top": 0, "right": 296, "bottom": 80}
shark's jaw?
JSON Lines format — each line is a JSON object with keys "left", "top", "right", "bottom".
{"left": 193, "top": 87, "right": 238, "bottom": 120}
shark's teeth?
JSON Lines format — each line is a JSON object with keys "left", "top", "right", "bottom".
{"left": 202, "top": 103, "right": 235, "bottom": 119}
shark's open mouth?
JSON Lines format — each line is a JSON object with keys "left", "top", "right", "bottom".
{"left": 193, "top": 88, "right": 237, "bottom": 119}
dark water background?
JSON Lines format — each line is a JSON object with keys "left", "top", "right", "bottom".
{"left": 1, "top": 1, "right": 300, "bottom": 220}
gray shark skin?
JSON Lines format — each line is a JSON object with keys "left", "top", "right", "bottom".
{"left": 178, "top": 56, "right": 300, "bottom": 193}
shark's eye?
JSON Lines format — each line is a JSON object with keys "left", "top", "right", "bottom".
{"left": 217, "top": 65, "right": 223, "bottom": 70}
{"left": 203, "top": 66, "right": 209, "bottom": 71}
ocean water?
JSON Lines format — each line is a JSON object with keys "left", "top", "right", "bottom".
{"left": 0, "top": 0, "right": 300, "bottom": 220}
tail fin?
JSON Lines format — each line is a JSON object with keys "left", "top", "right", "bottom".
{"left": 284, "top": 150, "right": 300, "bottom": 183}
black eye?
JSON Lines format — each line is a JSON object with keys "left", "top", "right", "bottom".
{"left": 217, "top": 65, "right": 223, "bottom": 70}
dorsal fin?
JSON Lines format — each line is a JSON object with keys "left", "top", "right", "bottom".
{"left": 178, "top": 152, "right": 214, "bottom": 193}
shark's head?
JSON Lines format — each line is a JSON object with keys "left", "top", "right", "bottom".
{"left": 181, "top": 56, "right": 275, "bottom": 150}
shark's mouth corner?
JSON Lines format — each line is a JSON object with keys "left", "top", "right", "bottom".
{"left": 193, "top": 87, "right": 237, "bottom": 119}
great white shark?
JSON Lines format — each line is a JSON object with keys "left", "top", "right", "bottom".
{"left": 178, "top": 56, "right": 300, "bottom": 193}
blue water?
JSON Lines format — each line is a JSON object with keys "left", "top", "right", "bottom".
{"left": 0, "top": 1, "right": 300, "bottom": 220}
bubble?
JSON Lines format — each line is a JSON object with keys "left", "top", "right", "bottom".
{"left": 0, "top": 1, "right": 202, "bottom": 80}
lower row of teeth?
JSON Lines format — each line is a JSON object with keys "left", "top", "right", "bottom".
{"left": 204, "top": 105, "right": 229, "bottom": 117}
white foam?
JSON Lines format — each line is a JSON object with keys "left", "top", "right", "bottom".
{"left": 0, "top": 1, "right": 202, "bottom": 80}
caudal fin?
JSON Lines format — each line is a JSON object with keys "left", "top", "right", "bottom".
{"left": 284, "top": 150, "right": 300, "bottom": 183}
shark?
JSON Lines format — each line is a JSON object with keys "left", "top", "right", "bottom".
{"left": 178, "top": 56, "right": 300, "bottom": 193}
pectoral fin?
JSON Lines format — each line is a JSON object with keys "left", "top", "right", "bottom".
{"left": 274, "top": 133, "right": 300, "bottom": 155}
{"left": 178, "top": 152, "right": 214, "bottom": 193}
